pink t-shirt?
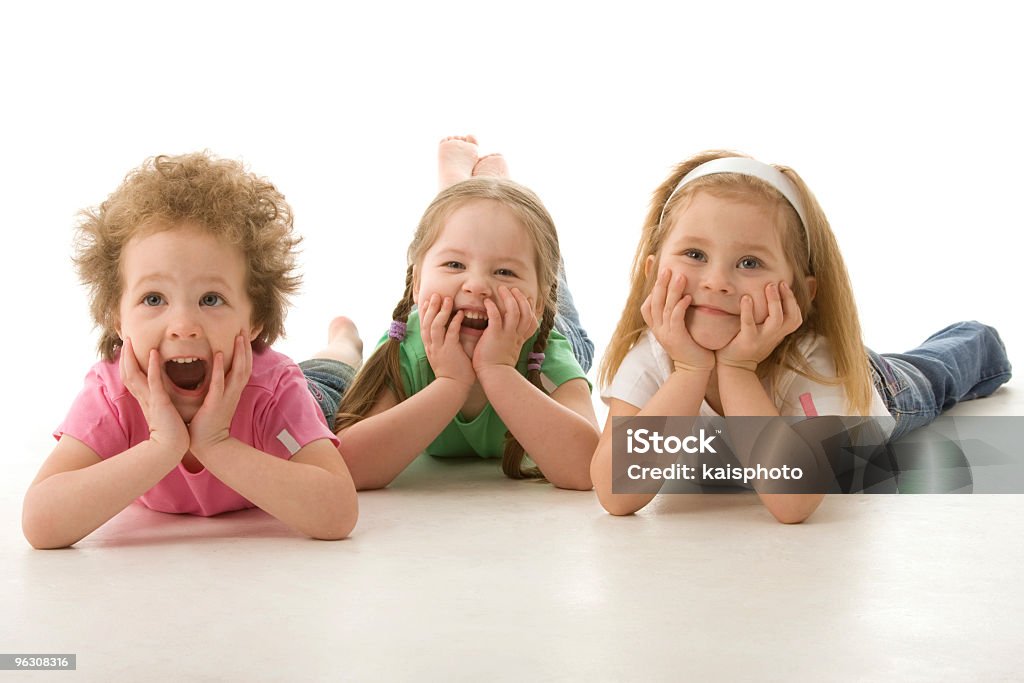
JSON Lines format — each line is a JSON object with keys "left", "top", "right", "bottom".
{"left": 55, "top": 347, "right": 339, "bottom": 516}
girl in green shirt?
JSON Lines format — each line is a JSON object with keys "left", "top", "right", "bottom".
{"left": 317, "top": 137, "right": 600, "bottom": 490}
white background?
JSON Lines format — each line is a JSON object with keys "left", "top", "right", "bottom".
{"left": 2, "top": 1, "right": 1020, "bottom": 464}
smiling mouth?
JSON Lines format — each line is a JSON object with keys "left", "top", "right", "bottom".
{"left": 460, "top": 310, "right": 489, "bottom": 331}
{"left": 164, "top": 357, "right": 207, "bottom": 391}
{"left": 694, "top": 305, "right": 735, "bottom": 316}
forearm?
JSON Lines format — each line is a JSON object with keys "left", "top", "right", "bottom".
{"left": 338, "top": 378, "right": 469, "bottom": 490}
{"left": 717, "top": 366, "right": 824, "bottom": 523}
{"left": 478, "top": 366, "right": 598, "bottom": 490}
{"left": 23, "top": 441, "right": 181, "bottom": 549}
{"left": 592, "top": 430, "right": 658, "bottom": 515}
{"left": 592, "top": 369, "right": 710, "bottom": 514}
{"left": 718, "top": 366, "right": 778, "bottom": 417}
{"left": 193, "top": 439, "right": 356, "bottom": 540}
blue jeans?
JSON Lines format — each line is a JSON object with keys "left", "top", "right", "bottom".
{"left": 867, "top": 321, "right": 1012, "bottom": 441}
{"left": 554, "top": 260, "right": 594, "bottom": 373}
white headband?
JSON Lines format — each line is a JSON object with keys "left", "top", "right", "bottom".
{"left": 658, "top": 157, "right": 810, "bottom": 260}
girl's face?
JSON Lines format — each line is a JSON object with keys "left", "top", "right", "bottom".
{"left": 414, "top": 198, "right": 543, "bottom": 357}
{"left": 648, "top": 191, "right": 812, "bottom": 351}
{"left": 117, "top": 223, "right": 262, "bottom": 423}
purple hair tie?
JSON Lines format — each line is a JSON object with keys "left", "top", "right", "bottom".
{"left": 388, "top": 320, "right": 407, "bottom": 341}
{"left": 527, "top": 352, "right": 545, "bottom": 372}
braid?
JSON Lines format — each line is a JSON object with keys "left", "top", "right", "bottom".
{"left": 333, "top": 265, "right": 416, "bottom": 432}
{"left": 501, "top": 284, "right": 558, "bottom": 479}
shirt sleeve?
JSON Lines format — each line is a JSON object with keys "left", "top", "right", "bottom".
{"left": 536, "top": 329, "right": 590, "bottom": 390}
{"left": 773, "top": 337, "right": 862, "bottom": 417}
{"left": 602, "top": 333, "right": 670, "bottom": 409}
{"left": 251, "top": 363, "right": 340, "bottom": 459}
{"left": 53, "top": 363, "right": 136, "bottom": 459}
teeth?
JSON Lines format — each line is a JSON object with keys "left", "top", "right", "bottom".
{"left": 170, "top": 357, "right": 200, "bottom": 364}
{"left": 463, "top": 310, "right": 487, "bottom": 320}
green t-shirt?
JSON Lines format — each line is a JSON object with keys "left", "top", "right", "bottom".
{"left": 376, "top": 310, "right": 590, "bottom": 458}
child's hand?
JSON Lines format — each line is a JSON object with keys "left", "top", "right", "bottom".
{"left": 473, "top": 286, "right": 539, "bottom": 372}
{"left": 716, "top": 281, "right": 803, "bottom": 370}
{"left": 188, "top": 333, "right": 251, "bottom": 455}
{"left": 120, "top": 337, "right": 190, "bottom": 456}
{"left": 641, "top": 269, "right": 715, "bottom": 372}
{"left": 421, "top": 294, "right": 476, "bottom": 388}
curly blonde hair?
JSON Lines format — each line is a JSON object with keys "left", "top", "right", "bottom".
{"left": 73, "top": 151, "right": 302, "bottom": 360}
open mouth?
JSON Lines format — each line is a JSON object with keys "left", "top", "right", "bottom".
{"left": 460, "top": 310, "right": 489, "bottom": 331}
{"left": 164, "top": 357, "right": 208, "bottom": 391}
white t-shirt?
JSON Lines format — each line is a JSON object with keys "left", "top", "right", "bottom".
{"left": 602, "top": 330, "right": 891, "bottom": 422}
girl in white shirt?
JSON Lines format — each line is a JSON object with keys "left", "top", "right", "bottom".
{"left": 591, "top": 150, "right": 1010, "bottom": 522}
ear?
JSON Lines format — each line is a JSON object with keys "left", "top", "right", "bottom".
{"left": 804, "top": 276, "right": 817, "bottom": 302}
{"left": 248, "top": 323, "right": 264, "bottom": 343}
{"left": 644, "top": 254, "right": 657, "bottom": 279}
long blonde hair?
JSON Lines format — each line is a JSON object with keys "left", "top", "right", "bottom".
{"left": 334, "top": 177, "right": 563, "bottom": 478}
{"left": 598, "top": 150, "right": 873, "bottom": 415}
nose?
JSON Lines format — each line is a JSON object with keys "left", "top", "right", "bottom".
{"left": 166, "top": 304, "right": 202, "bottom": 339}
{"left": 699, "top": 262, "right": 735, "bottom": 294}
{"left": 461, "top": 268, "right": 494, "bottom": 298}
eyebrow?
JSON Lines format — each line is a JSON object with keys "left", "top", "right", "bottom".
{"left": 434, "top": 248, "right": 531, "bottom": 270}
{"left": 676, "top": 235, "right": 776, "bottom": 256}
{"left": 129, "top": 273, "right": 238, "bottom": 290}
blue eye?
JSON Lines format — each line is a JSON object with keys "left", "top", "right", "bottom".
{"left": 444, "top": 261, "right": 465, "bottom": 270}
{"left": 738, "top": 257, "right": 761, "bottom": 270}
{"left": 200, "top": 293, "right": 224, "bottom": 306}
{"left": 495, "top": 268, "right": 516, "bottom": 277}
{"left": 683, "top": 249, "right": 706, "bottom": 262}
{"left": 142, "top": 293, "right": 163, "bottom": 306}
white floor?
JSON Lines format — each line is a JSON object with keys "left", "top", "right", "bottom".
{"left": 3, "top": 383, "right": 1023, "bottom": 682}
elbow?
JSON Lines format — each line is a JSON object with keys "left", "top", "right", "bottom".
{"left": 596, "top": 493, "right": 641, "bottom": 516}
{"left": 310, "top": 495, "right": 359, "bottom": 541}
{"left": 352, "top": 473, "right": 395, "bottom": 491}
{"left": 545, "top": 438, "right": 598, "bottom": 491}
{"left": 763, "top": 494, "right": 823, "bottom": 525}
{"left": 547, "top": 467, "right": 593, "bottom": 492}
{"left": 22, "top": 510, "right": 75, "bottom": 550}
{"left": 770, "top": 510, "right": 812, "bottom": 525}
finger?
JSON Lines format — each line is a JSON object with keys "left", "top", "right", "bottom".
{"left": 504, "top": 287, "right": 524, "bottom": 333}
{"left": 482, "top": 297, "right": 502, "bottom": 335}
{"left": 650, "top": 269, "right": 669, "bottom": 328}
{"left": 665, "top": 271, "right": 686, "bottom": 317}
{"left": 641, "top": 293, "right": 654, "bottom": 328}
{"left": 739, "top": 294, "right": 756, "bottom": 331}
{"left": 444, "top": 309, "right": 466, "bottom": 346}
{"left": 208, "top": 350, "right": 226, "bottom": 399}
{"left": 147, "top": 348, "right": 168, "bottom": 401}
{"left": 420, "top": 293, "right": 439, "bottom": 330}
{"left": 120, "top": 337, "right": 139, "bottom": 392}
{"left": 514, "top": 289, "right": 539, "bottom": 336}
{"left": 433, "top": 296, "right": 454, "bottom": 341}
{"left": 225, "top": 334, "right": 250, "bottom": 396}
{"left": 670, "top": 293, "right": 692, "bottom": 334}
{"left": 779, "top": 281, "right": 803, "bottom": 334}
{"left": 765, "top": 282, "right": 784, "bottom": 327}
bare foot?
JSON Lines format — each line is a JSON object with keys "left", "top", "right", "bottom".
{"left": 438, "top": 135, "right": 479, "bottom": 189}
{"left": 472, "top": 153, "right": 509, "bottom": 179}
{"left": 312, "top": 316, "right": 364, "bottom": 369}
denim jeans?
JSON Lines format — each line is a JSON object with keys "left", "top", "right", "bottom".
{"left": 553, "top": 260, "right": 594, "bottom": 373}
{"left": 867, "top": 321, "right": 1012, "bottom": 441}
